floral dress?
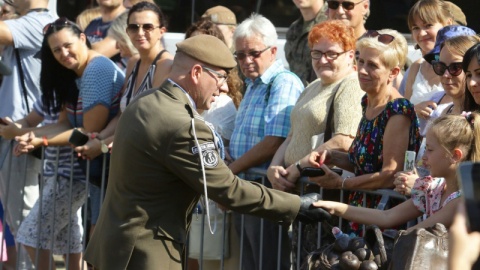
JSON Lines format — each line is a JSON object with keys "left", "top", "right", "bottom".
{"left": 411, "top": 176, "right": 461, "bottom": 217}
{"left": 345, "top": 95, "right": 421, "bottom": 236}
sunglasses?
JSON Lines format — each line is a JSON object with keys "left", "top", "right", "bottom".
{"left": 234, "top": 46, "right": 271, "bottom": 61}
{"left": 43, "top": 17, "right": 76, "bottom": 35}
{"left": 310, "top": 50, "right": 346, "bottom": 61}
{"left": 202, "top": 66, "right": 228, "bottom": 86}
{"left": 327, "top": 0, "right": 365, "bottom": 10}
{"left": 126, "top": 23, "right": 160, "bottom": 34}
{"left": 431, "top": 61, "right": 463, "bottom": 77}
{"left": 363, "top": 30, "right": 395, "bottom": 45}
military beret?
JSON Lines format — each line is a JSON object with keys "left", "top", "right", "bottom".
{"left": 176, "top": 35, "right": 237, "bottom": 69}
{"left": 202, "top": 5, "right": 236, "bottom": 26}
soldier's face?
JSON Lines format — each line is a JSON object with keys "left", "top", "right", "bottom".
{"left": 194, "top": 65, "right": 228, "bottom": 110}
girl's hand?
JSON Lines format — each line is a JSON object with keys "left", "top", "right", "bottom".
{"left": 0, "top": 117, "right": 21, "bottom": 140}
{"left": 308, "top": 150, "right": 330, "bottom": 168}
{"left": 393, "top": 170, "right": 418, "bottom": 196}
{"left": 308, "top": 164, "right": 343, "bottom": 189}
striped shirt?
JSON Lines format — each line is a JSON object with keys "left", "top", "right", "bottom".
{"left": 33, "top": 100, "right": 85, "bottom": 181}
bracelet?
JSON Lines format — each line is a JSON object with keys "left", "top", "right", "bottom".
{"left": 295, "top": 161, "right": 303, "bottom": 173}
{"left": 42, "top": 136, "right": 48, "bottom": 146}
{"left": 341, "top": 177, "right": 350, "bottom": 189}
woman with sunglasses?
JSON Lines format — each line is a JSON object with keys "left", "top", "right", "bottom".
{"left": 74, "top": 2, "right": 173, "bottom": 160}
{"left": 11, "top": 17, "right": 124, "bottom": 270}
{"left": 288, "top": 29, "right": 420, "bottom": 237}
{"left": 394, "top": 31, "right": 479, "bottom": 197}
{"left": 402, "top": 0, "right": 455, "bottom": 106}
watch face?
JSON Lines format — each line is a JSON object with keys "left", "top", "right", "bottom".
{"left": 101, "top": 142, "right": 109, "bottom": 154}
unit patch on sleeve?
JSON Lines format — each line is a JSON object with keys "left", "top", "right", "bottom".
{"left": 192, "top": 142, "right": 219, "bottom": 168}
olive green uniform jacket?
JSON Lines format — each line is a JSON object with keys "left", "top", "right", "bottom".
{"left": 84, "top": 80, "right": 301, "bottom": 270}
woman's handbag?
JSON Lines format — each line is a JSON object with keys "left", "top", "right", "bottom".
{"left": 388, "top": 223, "right": 448, "bottom": 270}
{"left": 188, "top": 200, "right": 230, "bottom": 260}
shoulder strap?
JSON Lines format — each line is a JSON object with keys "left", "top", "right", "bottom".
{"left": 125, "top": 60, "right": 141, "bottom": 106}
{"left": 405, "top": 60, "right": 421, "bottom": 100}
{"left": 15, "top": 49, "right": 31, "bottom": 112}
{"left": 264, "top": 71, "right": 294, "bottom": 103}
{"left": 324, "top": 79, "right": 345, "bottom": 141}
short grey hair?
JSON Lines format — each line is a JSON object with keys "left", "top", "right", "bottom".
{"left": 233, "top": 13, "right": 277, "bottom": 49}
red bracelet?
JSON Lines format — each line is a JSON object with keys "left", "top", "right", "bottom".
{"left": 42, "top": 136, "right": 48, "bottom": 146}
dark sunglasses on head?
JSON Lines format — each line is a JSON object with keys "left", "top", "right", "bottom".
{"left": 234, "top": 46, "right": 271, "bottom": 61}
{"left": 43, "top": 17, "right": 76, "bottom": 35}
{"left": 126, "top": 23, "right": 160, "bottom": 34}
{"left": 431, "top": 61, "right": 463, "bottom": 77}
{"left": 327, "top": 0, "right": 365, "bottom": 11}
{"left": 364, "top": 30, "right": 395, "bottom": 45}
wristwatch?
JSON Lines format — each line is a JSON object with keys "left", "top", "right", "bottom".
{"left": 94, "top": 135, "right": 109, "bottom": 154}
{"left": 100, "top": 140, "right": 109, "bottom": 154}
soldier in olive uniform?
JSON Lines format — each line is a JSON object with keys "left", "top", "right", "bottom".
{"left": 84, "top": 35, "right": 328, "bottom": 270}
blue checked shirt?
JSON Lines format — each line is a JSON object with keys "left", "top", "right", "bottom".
{"left": 230, "top": 59, "right": 303, "bottom": 179}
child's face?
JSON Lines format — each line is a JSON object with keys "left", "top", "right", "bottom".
{"left": 422, "top": 130, "right": 455, "bottom": 177}
{"left": 410, "top": 16, "right": 444, "bottom": 54}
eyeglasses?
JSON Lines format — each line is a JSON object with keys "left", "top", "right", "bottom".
{"left": 363, "top": 30, "right": 395, "bottom": 45}
{"left": 234, "top": 46, "right": 271, "bottom": 61}
{"left": 43, "top": 17, "right": 76, "bottom": 35}
{"left": 310, "top": 50, "right": 346, "bottom": 61}
{"left": 202, "top": 66, "right": 228, "bottom": 86}
{"left": 327, "top": 0, "right": 365, "bottom": 10}
{"left": 431, "top": 61, "right": 463, "bottom": 77}
{"left": 126, "top": 24, "right": 161, "bottom": 34}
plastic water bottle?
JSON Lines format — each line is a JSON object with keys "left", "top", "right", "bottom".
{"left": 332, "top": 226, "right": 345, "bottom": 239}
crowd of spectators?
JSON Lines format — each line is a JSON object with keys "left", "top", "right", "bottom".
{"left": 0, "top": 0, "right": 478, "bottom": 269}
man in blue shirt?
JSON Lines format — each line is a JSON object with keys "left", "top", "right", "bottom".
{"left": 228, "top": 14, "right": 303, "bottom": 270}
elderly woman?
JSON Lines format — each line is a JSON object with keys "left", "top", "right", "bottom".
{"left": 291, "top": 28, "right": 421, "bottom": 236}
{"left": 267, "top": 20, "right": 364, "bottom": 267}
{"left": 268, "top": 20, "right": 363, "bottom": 192}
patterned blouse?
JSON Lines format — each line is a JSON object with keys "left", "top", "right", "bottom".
{"left": 345, "top": 95, "right": 421, "bottom": 236}
{"left": 411, "top": 176, "right": 461, "bottom": 217}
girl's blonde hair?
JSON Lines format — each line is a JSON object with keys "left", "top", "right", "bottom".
{"left": 76, "top": 7, "right": 101, "bottom": 31}
{"left": 407, "top": 0, "right": 452, "bottom": 31}
{"left": 429, "top": 113, "right": 480, "bottom": 162}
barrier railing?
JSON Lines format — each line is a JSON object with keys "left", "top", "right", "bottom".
{"left": 186, "top": 168, "right": 409, "bottom": 270}
{"left": 0, "top": 142, "right": 408, "bottom": 270}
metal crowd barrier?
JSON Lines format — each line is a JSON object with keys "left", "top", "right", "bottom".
{"left": 0, "top": 141, "right": 408, "bottom": 270}
{"left": 0, "top": 142, "right": 109, "bottom": 270}
{"left": 186, "top": 168, "right": 409, "bottom": 270}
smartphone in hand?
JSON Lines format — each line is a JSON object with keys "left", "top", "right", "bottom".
{"left": 457, "top": 162, "right": 480, "bottom": 232}
{"left": 68, "top": 128, "right": 89, "bottom": 146}
{"left": 301, "top": 167, "right": 343, "bottom": 177}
